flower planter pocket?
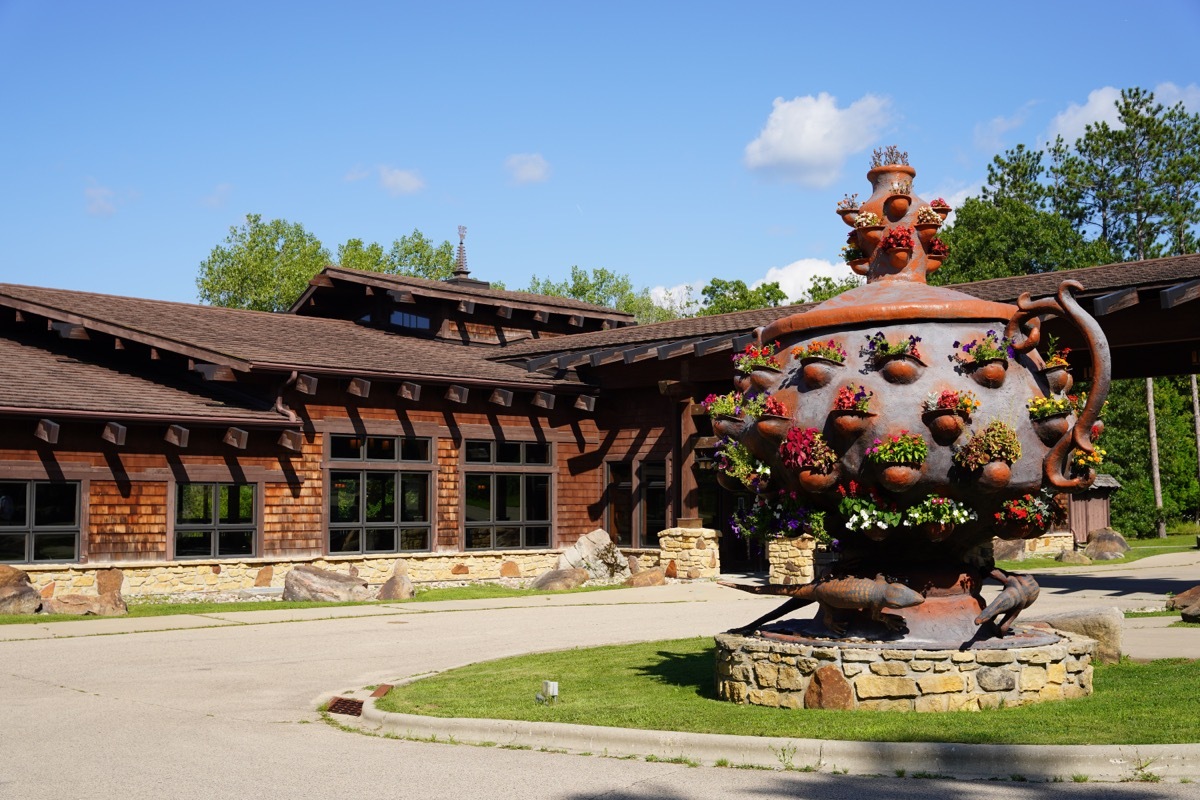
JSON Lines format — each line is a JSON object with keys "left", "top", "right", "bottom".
{"left": 801, "top": 356, "right": 842, "bottom": 388}
{"left": 968, "top": 358, "right": 1008, "bottom": 389}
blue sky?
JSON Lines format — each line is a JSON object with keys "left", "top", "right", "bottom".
{"left": 2, "top": 1, "right": 1198, "bottom": 307}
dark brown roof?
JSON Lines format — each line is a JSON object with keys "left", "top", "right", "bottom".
{"left": 0, "top": 284, "right": 565, "bottom": 388}
{"left": 949, "top": 253, "right": 1200, "bottom": 304}
{"left": 0, "top": 334, "right": 288, "bottom": 425}
{"left": 294, "top": 266, "right": 637, "bottom": 322}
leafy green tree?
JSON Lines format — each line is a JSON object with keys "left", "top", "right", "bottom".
{"left": 527, "top": 266, "right": 680, "bottom": 324}
{"left": 336, "top": 238, "right": 389, "bottom": 272}
{"left": 799, "top": 274, "right": 862, "bottom": 303}
{"left": 695, "top": 278, "right": 787, "bottom": 316}
{"left": 336, "top": 229, "right": 456, "bottom": 280}
{"left": 981, "top": 144, "right": 1047, "bottom": 208}
{"left": 196, "top": 214, "right": 331, "bottom": 312}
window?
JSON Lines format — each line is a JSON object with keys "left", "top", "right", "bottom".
{"left": 0, "top": 481, "right": 80, "bottom": 563}
{"left": 175, "top": 484, "right": 256, "bottom": 558}
{"left": 389, "top": 310, "right": 431, "bottom": 331}
{"left": 605, "top": 460, "right": 667, "bottom": 547}
{"left": 607, "top": 463, "right": 633, "bottom": 546}
{"left": 642, "top": 462, "right": 667, "bottom": 538}
{"left": 463, "top": 440, "right": 552, "bottom": 550}
{"left": 327, "top": 434, "right": 432, "bottom": 554}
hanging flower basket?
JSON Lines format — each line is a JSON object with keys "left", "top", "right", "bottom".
{"left": 977, "top": 460, "right": 1012, "bottom": 492}
{"left": 968, "top": 358, "right": 1009, "bottom": 388}
{"left": 711, "top": 414, "right": 746, "bottom": 439}
{"left": 878, "top": 463, "right": 922, "bottom": 492}
{"left": 923, "top": 408, "right": 966, "bottom": 444}
{"left": 877, "top": 353, "right": 925, "bottom": 384}
{"left": 1041, "top": 364, "right": 1073, "bottom": 394}
{"left": 754, "top": 413, "right": 791, "bottom": 441}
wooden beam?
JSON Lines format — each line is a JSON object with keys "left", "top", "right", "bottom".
{"left": 113, "top": 337, "right": 125, "bottom": 351}
{"left": 657, "top": 338, "right": 702, "bottom": 360}
{"left": 567, "top": 314, "right": 584, "bottom": 327}
{"left": 525, "top": 354, "right": 560, "bottom": 372}
{"left": 489, "top": 388, "right": 514, "bottom": 407}
{"left": 622, "top": 343, "right": 658, "bottom": 364}
{"left": 278, "top": 430, "right": 305, "bottom": 452}
{"left": 223, "top": 427, "right": 249, "bottom": 450}
{"left": 573, "top": 395, "right": 596, "bottom": 412}
{"left": 531, "top": 391, "right": 556, "bottom": 410}
{"left": 364, "top": 286, "right": 376, "bottom": 297}
{"left": 532, "top": 310, "right": 550, "bottom": 323}
{"left": 496, "top": 305, "right": 512, "bottom": 319}
{"left": 101, "top": 422, "right": 127, "bottom": 446}
{"left": 1160, "top": 279, "right": 1200, "bottom": 309}
{"left": 193, "top": 363, "right": 237, "bottom": 382}
{"left": 294, "top": 374, "right": 319, "bottom": 395}
{"left": 308, "top": 273, "right": 335, "bottom": 288}
{"left": 149, "top": 347, "right": 161, "bottom": 361}
{"left": 348, "top": 377, "right": 371, "bottom": 398}
{"left": 387, "top": 289, "right": 415, "bottom": 304}
{"left": 34, "top": 419, "right": 59, "bottom": 445}
{"left": 50, "top": 321, "right": 89, "bottom": 340}
{"left": 556, "top": 352, "right": 593, "bottom": 369}
{"left": 165, "top": 425, "right": 190, "bottom": 448}
{"left": 589, "top": 346, "right": 626, "bottom": 368}
{"left": 445, "top": 385, "right": 469, "bottom": 404}
{"left": 397, "top": 382, "right": 422, "bottom": 402}
{"left": 457, "top": 299, "right": 476, "bottom": 314}
{"left": 13, "top": 311, "right": 24, "bottom": 323}
{"left": 731, "top": 333, "right": 755, "bottom": 351}
{"left": 689, "top": 402, "right": 709, "bottom": 416}
{"left": 1093, "top": 287, "right": 1139, "bottom": 316}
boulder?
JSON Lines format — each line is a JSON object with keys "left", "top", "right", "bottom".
{"left": 1182, "top": 603, "right": 1200, "bottom": 624}
{"left": 1032, "top": 607, "right": 1123, "bottom": 664}
{"left": 804, "top": 665, "right": 854, "bottom": 710}
{"left": 95, "top": 568, "right": 124, "bottom": 596}
{"left": 623, "top": 567, "right": 665, "bottom": 587}
{"left": 1083, "top": 528, "right": 1130, "bottom": 561}
{"left": 43, "top": 593, "right": 127, "bottom": 616}
{"left": 529, "top": 568, "right": 589, "bottom": 591}
{"left": 282, "top": 565, "right": 374, "bottom": 602}
{"left": 991, "top": 539, "right": 1025, "bottom": 562}
{"left": 557, "top": 528, "right": 630, "bottom": 580}
{"left": 253, "top": 566, "right": 274, "bottom": 587}
{"left": 0, "top": 566, "right": 41, "bottom": 615}
{"left": 628, "top": 555, "right": 642, "bottom": 574}
{"left": 1055, "top": 549, "right": 1092, "bottom": 565}
{"left": 1166, "top": 585, "right": 1200, "bottom": 611}
{"left": 664, "top": 560, "right": 678, "bottom": 579}
{"left": 376, "top": 572, "right": 415, "bottom": 601}
{"left": 499, "top": 560, "right": 521, "bottom": 578}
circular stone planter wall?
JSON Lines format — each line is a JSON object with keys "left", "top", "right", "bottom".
{"left": 714, "top": 628, "right": 1095, "bottom": 712}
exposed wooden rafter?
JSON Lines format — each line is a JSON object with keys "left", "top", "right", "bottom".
{"left": 731, "top": 333, "right": 755, "bottom": 351}
{"left": 50, "top": 321, "right": 89, "bottom": 340}
{"left": 165, "top": 425, "right": 190, "bottom": 448}
{"left": 397, "top": 382, "right": 422, "bottom": 401}
{"left": 387, "top": 289, "right": 415, "bottom": 304}
{"left": 489, "top": 388, "right": 514, "bottom": 407}
{"left": 102, "top": 422, "right": 127, "bottom": 446}
{"left": 223, "top": 427, "right": 249, "bottom": 449}
{"left": 348, "top": 377, "right": 371, "bottom": 398}
{"left": 694, "top": 334, "right": 737, "bottom": 357}
{"left": 1093, "top": 287, "right": 1139, "bottom": 316}
{"left": 495, "top": 305, "right": 512, "bottom": 319}
{"left": 34, "top": 419, "right": 59, "bottom": 444}
{"left": 278, "top": 430, "right": 305, "bottom": 452}
{"left": 294, "top": 374, "right": 319, "bottom": 395}
{"left": 622, "top": 343, "right": 659, "bottom": 364}
{"left": 525, "top": 353, "right": 561, "bottom": 372}
{"left": 573, "top": 395, "right": 596, "bottom": 412}
{"left": 193, "top": 363, "right": 237, "bottom": 382}
{"left": 531, "top": 391, "right": 556, "bottom": 410}
{"left": 567, "top": 314, "right": 584, "bottom": 327}
{"left": 457, "top": 299, "right": 476, "bottom": 314}
{"left": 445, "top": 385, "right": 469, "bottom": 404}
{"left": 308, "top": 274, "right": 335, "bottom": 288}
{"left": 532, "top": 310, "right": 550, "bottom": 323}
{"left": 1160, "top": 279, "right": 1200, "bottom": 309}
{"left": 589, "top": 346, "right": 626, "bottom": 368}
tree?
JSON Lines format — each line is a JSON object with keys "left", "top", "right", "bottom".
{"left": 196, "top": 214, "right": 330, "bottom": 312}
{"left": 799, "top": 275, "right": 862, "bottom": 303}
{"left": 981, "top": 144, "right": 1047, "bottom": 208}
{"left": 527, "top": 266, "right": 681, "bottom": 325}
{"left": 336, "top": 238, "right": 388, "bottom": 272}
{"left": 336, "top": 229, "right": 456, "bottom": 280}
{"left": 695, "top": 278, "right": 787, "bottom": 316}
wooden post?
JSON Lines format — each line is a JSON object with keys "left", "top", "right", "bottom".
{"left": 677, "top": 400, "right": 700, "bottom": 524}
{"left": 1193, "top": 375, "right": 1200, "bottom": 511}
{"left": 1146, "top": 378, "right": 1166, "bottom": 538}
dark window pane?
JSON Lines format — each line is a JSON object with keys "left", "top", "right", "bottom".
{"left": 399, "top": 529, "right": 429, "bottom": 551}
{"left": 465, "top": 474, "right": 492, "bottom": 522}
{"left": 465, "top": 527, "right": 493, "bottom": 550}
{"left": 496, "top": 442, "right": 522, "bottom": 464}
{"left": 329, "top": 529, "right": 360, "bottom": 554}
{"left": 177, "top": 484, "right": 212, "bottom": 525}
{"left": 465, "top": 441, "right": 491, "bottom": 463}
{"left": 366, "top": 437, "right": 396, "bottom": 461}
{"left": 495, "top": 526, "right": 521, "bottom": 549}
{"left": 34, "top": 483, "right": 76, "bottom": 527}
{"left": 608, "top": 463, "right": 633, "bottom": 546}
{"left": 330, "top": 435, "right": 364, "bottom": 460}
{"left": 365, "top": 473, "right": 396, "bottom": 523}
{"left": 364, "top": 528, "right": 396, "bottom": 553}
{"left": 400, "top": 438, "right": 430, "bottom": 462}
{"left": 643, "top": 462, "right": 667, "bottom": 537}
{"left": 495, "top": 475, "right": 521, "bottom": 522}
{"left": 0, "top": 483, "right": 28, "bottom": 527}
{"left": 525, "top": 443, "right": 550, "bottom": 465}
{"left": 33, "top": 533, "right": 76, "bottom": 561}
{"left": 525, "top": 526, "right": 550, "bottom": 548}
{"left": 219, "top": 485, "right": 254, "bottom": 525}
{"left": 526, "top": 475, "right": 550, "bottom": 522}
{"left": 0, "top": 534, "right": 26, "bottom": 561}
{"left": 217, "top": 530, "right": 254, "bottom": 557}
{"left": 400, "top": 474, "right": 428, "bottom": 523}
{"left": 329, "top": 473, "right": 361, "bottom": 524}
{"left": 175, "top": 529, "right": 212, "bottom": 558}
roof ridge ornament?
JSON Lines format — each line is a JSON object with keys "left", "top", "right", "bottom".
{"left": 445, "top": 225, "right": 490, "bottom": 288}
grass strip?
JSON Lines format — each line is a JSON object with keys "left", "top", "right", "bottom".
{"left": 377, "top": 637, "right": 1200, "bottom": 745}
{"left": 997, "top": 532, "right": 1196, "bottom": 571}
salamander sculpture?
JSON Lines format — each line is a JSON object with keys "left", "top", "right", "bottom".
{"left": 974, "top": 568, "right": 1040, "bottom": 635}
{"left": 719, "top": 574, "right": 925, "bottom": 637}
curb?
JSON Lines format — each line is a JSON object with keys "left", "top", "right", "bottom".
{"left": 338, "top": 699, "right": 1200, "bottom": 782}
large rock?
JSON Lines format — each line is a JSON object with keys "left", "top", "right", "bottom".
{"left": 283, "top": 565, "right": 374, "bottom": 602}
{"left": 376, "top": 562, "right": 415, "bottom": 601}
{"left": 1167, "top": 585, "right": 1200, "bottom": 611}
{"left": 1033, "top": 607, "right": 1123, "bottom": 664}
{"left": 1083, "top": 528, "right": 1130, "bottom": 561}
{"left": 1182, "top": 604, "right": 1200, "bottom": 624}
{"left": 1055, "top": 549, "right": 1092, "bottom": 565}
{"left": 0, "top": 565, "right": 41, "bottom": 615}
{"left": 991, "top": 539, "right": 1026, "bottom": 562}
{"left": 623, "top": 567, "right": 665, "bottom": 587}
{"left": 43, "top": 593, "right": 127, "bottom": 616}
{"left": 95, "top": 568, "right": 124, "bottom": 596}
{"left": 529, "top": 568, "right": 589, "bottom": 591}
{"left": 804, "top": 665, "right": 854, "bottom": 710}
{"left": 557, "top": 529, "right": 630, "bottom": 580}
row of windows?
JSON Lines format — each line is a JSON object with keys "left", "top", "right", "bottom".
{"left": 0, "top": 437, "right": 668, "bottom": 563}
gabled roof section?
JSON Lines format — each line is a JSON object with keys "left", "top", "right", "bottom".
{"left": 291, "top": 266, "right": 638, "bottom": 327}
{"left": 949, "top": 253, "right": 1200, "bottom": 305}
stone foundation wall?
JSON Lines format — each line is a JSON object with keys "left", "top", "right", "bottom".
{"left": 715, "top": 630, "right": 1095, "bottom": 712}
{"left": 766, "top": 537, "right": 816, "bottom": 585}
{"left": 22, "top": 547, "right": 664, "bottom": 597}
{"left": 657, "top": 527, "right": 720, "bottom": 579}
{"left": 1023, "top": 530, "right": 1074, "bottom": 555}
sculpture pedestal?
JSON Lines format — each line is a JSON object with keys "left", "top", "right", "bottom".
{"left": 714, "top": 628, "right": 1094, "bottom": 712}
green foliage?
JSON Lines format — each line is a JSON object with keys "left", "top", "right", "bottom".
{"left": 800, "top": 274, "right": 862, "bottom": 303}
{"left": 953, "top": 421, "right": 1022, "bottom": 470}
{"left": 695, "top": 278, "right": 786, "bottom": 316}
{"left": 336, "top": 228, "right": 456, "bottom": 280}
{"left": 196, "top": 214, "right": 331, "bottom": 311}
{"left": 526, "top": 266, "right": 680, "bottom": 324}
{"left": 864, "top": 431, "right": 928, "bottom": 465}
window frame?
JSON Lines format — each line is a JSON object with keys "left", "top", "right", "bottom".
{"left": 171, "top": 482, "right": 258, "bottom": 560}
{"left": 605, "top": 459, "right": 668, "bottom": 548}
{"left": 461, "top": 440, "right": 555, "bottom": 551}
{"left": 0, "top": 480, "right": 82, "bottom": 564}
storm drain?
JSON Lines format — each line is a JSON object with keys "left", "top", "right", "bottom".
{"left": 327, "top": 697, "right": 364, "bottom": 716}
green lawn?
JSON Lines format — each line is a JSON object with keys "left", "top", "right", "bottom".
{"left": 378, "top": 637, "right": 1200, "bottom": 745}
{"left": 997, "top": 531, "right": 1196, "bottom": 571}
{"left": 0, "top": 582, "right": 627, "bottom": 625}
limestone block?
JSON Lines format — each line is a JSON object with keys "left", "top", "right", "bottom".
{"left": 880, "top": 650, "right": 914, "bottom": 661}
{"left": 917, "top": 674, "right": 965, "bottom": 695}
{"left": 1035, "top": 608, "right": 1119, "bottom": 663}
{"left": 857, "top": 698, "right": 913, "bottom": 711}
{"left": 842, "top": 664, "right": 864, "bottom": 677}
{"left": 910, "top": 660, "right": 932, "bottom": 673}
{"left": 915, "top": 695, "right": 950, "bottom": 712}
{"left": 747, "top": 688, "right": 780, "bottom": 707}
{"left": 776, "top": 665, "right": 804, "bottom": 691}
{"left": 946, "top": 694, "right": 981, "bottom": 712}
{"left": 854, "top": 675, "right": 918, "bottom": 699}
{"left": 841, "top": 649, "right": 876, "bottom": 662}
{"left": 1046, "top": 661, "right": 1067, "bottom": 685}
{"left": 975, "top": 651, "right": 1015, "bottom": 665}
{"left": 1020, "top": 666, "right": 1048, "bottom": 691}
{"left": 870, "top": 662, "right": 909, "bottom": 677}
{"left": 754, "top": 661, "right": 778, "bottom": 688}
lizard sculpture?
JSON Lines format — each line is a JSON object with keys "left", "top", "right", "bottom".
{"left": 974, "top": 568, "right": 1040, "bottom": 634}
{"left": 720, "top": 574, "right": 924, "bottom": 636}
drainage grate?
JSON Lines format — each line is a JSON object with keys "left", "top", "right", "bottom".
{"left": 327, "top": 696, "right": 364, "bottom": 716}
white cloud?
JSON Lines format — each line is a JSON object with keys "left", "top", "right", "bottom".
{"left": 84, "top": 180, "right": 116, "bottom": 216}
{"left": 377, "top": 166, "right": 425, "bottom": 196}
{"left": 343, "top": 166, "right": 371, "bottom": 182}
{"left": 1155, "top": 81, "right": 1200, "bottom": 110}
{"left": 1045, "top": 87, "right": 1122, "bottom": 144}
{"left": 755, "top": 258, "right": 849, "bottom": 302}
{"left": 924, "top": 181, "right": 981, "bottom": 226}
{"left": 973, "top": 102, "right": 1035, "bottom": 152}
{"left": 201, "top": 182, "right": 234, "bottom": 209}
{"left": 648, "top": 282, "right": 699, "bottom": 316}
{"left": 744, "top": 92, "right": 892, "bottom": 187}
{"left": 505, "top": 153, "right": 550, "bottom": 184}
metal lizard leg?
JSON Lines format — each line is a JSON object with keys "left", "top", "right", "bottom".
{"left": 728, "top": 597, "right": 809, "bottom": 634}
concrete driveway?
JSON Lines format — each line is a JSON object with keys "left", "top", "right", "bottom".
{"left": 1, "top": 555, "right": 1198, "bottom": 799}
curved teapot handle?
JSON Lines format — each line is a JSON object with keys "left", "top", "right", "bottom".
{"left": 1004, "top": 280, "right": 1111, "bottom": 491}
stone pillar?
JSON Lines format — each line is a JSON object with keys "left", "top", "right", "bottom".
{"left": 657, "top": 527, "right": 720, "bottom": 579}
{"left": 767, "top": 536, "right": 816, "bottom": 585}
